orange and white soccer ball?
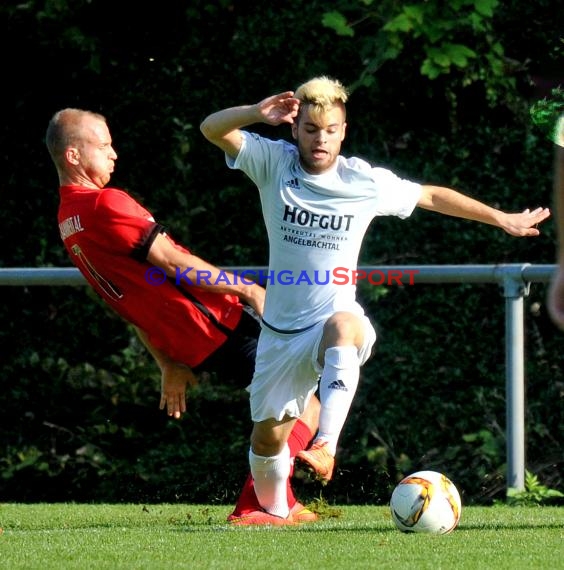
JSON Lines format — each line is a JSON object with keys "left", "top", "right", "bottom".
{"left": 390, "top": 470, "right": 462, "bottom": 534}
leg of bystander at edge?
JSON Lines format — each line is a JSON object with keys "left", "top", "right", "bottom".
{"left": 297, "top": 312, "right": 365, "bottom": 483}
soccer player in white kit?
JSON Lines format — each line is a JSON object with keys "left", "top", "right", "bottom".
{"left": 201, "top": 76, "right": 550, "bottom": 525}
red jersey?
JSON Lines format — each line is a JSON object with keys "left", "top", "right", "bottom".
{"left": 58, "top": 185, "right": 243, "bottom": 367}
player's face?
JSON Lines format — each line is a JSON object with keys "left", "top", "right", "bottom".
{"left": 292, "top": 104, "right": 346, "bottom": 174}
{"left": 69, "top": 118, "right": 118, "bottom": 188}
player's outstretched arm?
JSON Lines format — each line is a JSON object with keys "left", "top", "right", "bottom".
{"left": 147, "top": 232, "right": 265, "bottom": 316}
{"left": 200, "top": 91, "right": 299, "bottom": 158}
{"left": 417, "top": 185, "right": 550, "bottom": 236}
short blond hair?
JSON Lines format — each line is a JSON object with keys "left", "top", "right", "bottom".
{"left": 294, "top": 76, "right": 349, "bottom": 121}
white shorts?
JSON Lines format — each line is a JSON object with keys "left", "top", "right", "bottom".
{"left": 248, "top": 315, "right": 377, "bottom": 422}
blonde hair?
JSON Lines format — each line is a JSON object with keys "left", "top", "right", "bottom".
{"left": 294, "top": 76, "right": 349, "bottom": 121}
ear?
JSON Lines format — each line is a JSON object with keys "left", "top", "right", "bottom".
{"left": 341, "top": 122, "right": 347, "bottom": 141}
{"left": 65, "top": 147, "right": 80, "bottom": 165}
{"left": 291, "top": 122, "right": 298, "bottom": 140}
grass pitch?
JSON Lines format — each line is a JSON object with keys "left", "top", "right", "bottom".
{"left": 1, "top": 503, "right": 562, "bottom": 569}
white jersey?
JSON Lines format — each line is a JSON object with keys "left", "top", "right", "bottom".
{"left": 227, "top": 131, "right": 422, "bottom": 331}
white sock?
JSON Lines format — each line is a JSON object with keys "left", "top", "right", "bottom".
{"left": 249, "top": 445, "right": 291, "bottom": 519}
{"left": 316, "top": 346, "right": 360, "bottom": 456}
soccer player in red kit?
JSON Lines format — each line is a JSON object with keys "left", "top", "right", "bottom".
{"left": 46, "top": 107, "right": 320, "bottom": 524}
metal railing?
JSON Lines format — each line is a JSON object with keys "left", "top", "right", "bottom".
{"left": 0, "top": 263, "right": 557, "bottom": 493}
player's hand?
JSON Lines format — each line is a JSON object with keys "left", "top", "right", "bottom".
{"left": 548, "top": 267, "right": 564, "bottom": 330}
{"left": 242, "top": 283, "right": 266, "bottom": 316}
{"left": 159, "top": 363, "right": 198, "bottom": 419}
{"left": 499, "top": 207, "right": 551, "bottom": 236}
{"left": 257, "top": 92, "right": 300, "bottom": 126}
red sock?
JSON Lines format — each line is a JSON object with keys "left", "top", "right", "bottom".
{"left": 229, "top": 419, "right": 314, "bottom": 517}
{"left": 230, "top": 472, "right": 260, "bottom": 516}
{"left": 287, "top": 417, "right": 315, "bottom": 476}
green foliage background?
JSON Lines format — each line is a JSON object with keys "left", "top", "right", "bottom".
{"left": 0, "top": 0, "right": 562, "bottom": 506}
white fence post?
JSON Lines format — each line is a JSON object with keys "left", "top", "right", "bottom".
{"left": 497, "top": 264, "right": 531, "bottom": 492}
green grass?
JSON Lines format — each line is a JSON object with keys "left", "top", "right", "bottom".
{"left": 1, "top": 503, "right": 562, "bottom": 570}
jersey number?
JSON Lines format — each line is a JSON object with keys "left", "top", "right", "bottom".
{"left": 71, "top": 244, "right": 123, "bottom": 301}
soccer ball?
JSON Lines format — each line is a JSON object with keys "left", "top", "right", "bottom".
{"left": 389, "top": 470, "right": 462, "bottom": 534}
